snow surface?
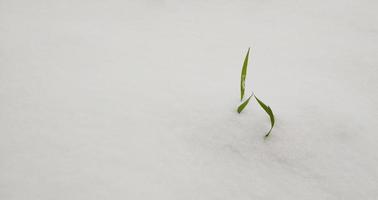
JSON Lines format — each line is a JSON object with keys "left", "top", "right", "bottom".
{"left": 1, "top": 0, "right": 378, "bottom": 199}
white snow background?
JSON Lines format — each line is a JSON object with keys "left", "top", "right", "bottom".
{"left": 1, "top": 0, "right": 378, "bottom": 199}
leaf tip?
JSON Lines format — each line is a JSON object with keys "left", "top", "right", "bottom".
{"left": 264, "top": 130, "right": 272, "bottom": 138}
{"left": 237, "top": 94, "right": 253, "bottom": 114}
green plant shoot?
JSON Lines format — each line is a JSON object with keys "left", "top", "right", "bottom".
{"left": 240, "top": 48, "right": 250, "bottom": 101}
{"left": 237, "top": 94, "right": 253, "bottom": 113}
{"left": 255, "top": 96, "right": 275, "bottom": 137}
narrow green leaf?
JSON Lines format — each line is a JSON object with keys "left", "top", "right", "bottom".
{"left": 237, "top": 94, "right": 253, "bottom": 113}
{"left": 240, "top": 48, "right": 250, "bottom": 101}
{"left": 255, "top": 96, "right": 275, "bottom": 137}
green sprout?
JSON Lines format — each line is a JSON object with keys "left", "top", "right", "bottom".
{"left": 237, "top": 94, "right": 253, "bottom": 113}
{"left": 240, "top": 48, "right": 250, "bottom": 101}
{"left": 255, "top": 96, "right": 275, "bottom": 137}
{"left": 237, "top": 48, "right": 275, "bottom": 138}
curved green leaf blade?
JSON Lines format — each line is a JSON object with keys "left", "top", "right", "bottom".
{"left": 255, "top": 96, "right": 275, "bottom": 137}
{"left": 237, "top": 94, "right": 253, "bottom": 113}
{"left": 240, "top": 48, "right": 250, "bottom": 101}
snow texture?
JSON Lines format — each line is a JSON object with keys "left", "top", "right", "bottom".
{"left": 1, "top": 0, "right": 378, "bottom": 199}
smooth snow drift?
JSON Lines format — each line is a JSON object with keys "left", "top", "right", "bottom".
{"left": 1, "top": 0, "right": 377, "bottom": 199}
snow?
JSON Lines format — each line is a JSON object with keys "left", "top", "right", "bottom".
{"left": 1, "top": 0, "right": 378, "bottom": 199}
